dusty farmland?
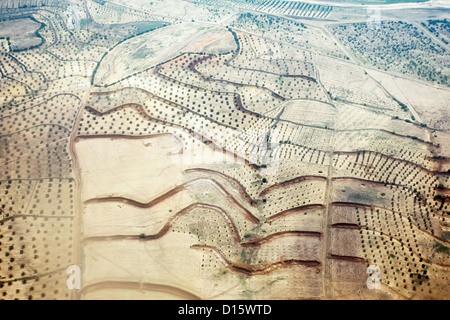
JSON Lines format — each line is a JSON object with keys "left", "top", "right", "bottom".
{"left": 0, "top": 0, "right": 449, "bottom": 300}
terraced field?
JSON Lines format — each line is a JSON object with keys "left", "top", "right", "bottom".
{"left": 0, "top": 0, "right": 449, "bottom": 300}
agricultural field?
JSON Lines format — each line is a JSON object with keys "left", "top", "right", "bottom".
{"left": 0, "top": 0, "right": 449, "bottom": 301}
{"left": 330, "top": 20, "right": 450, "bottom": 85}
{"left": 422, "top": 19, "right": 450, "bottom": 45}
{"left": 0, "top": 17, "right": 44, "bottom": 52}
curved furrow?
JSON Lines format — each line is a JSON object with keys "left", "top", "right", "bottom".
{"left": 333, "top": 202, "right": 449, "bottom": 244}
{"left": 331, "top": 223, "right": 360, "bottom": 230}
{"left": 185, "top": 178, "right": 259, "bottom": 224}
{"left": 259, "top": 175, "right": 327, "bottom": 197}
{"left": 83, "top": 104, "right": 260, "bottom": 170}
{"left": 90, "top": 84, "right": 258, "bottom": 132}
{"left": 83, "top": 203, "right": 322, "bottom": 249}
{"left": 334, "top": 150, "right": 450, "bottom": 176}
{"left": 241, "top": 230, "right": 322, "bottom": 247}
{"left": 265, "top": 204, "right": 326, "bottom": 223}
{"left": 184, "top": 168, "right": 257, "bottom": 206}
{"left": 186, "top": 169, "right": 329, "bottom": 211}
{"left": 189, "top": 51, "right": 319, "bottom": 83}
{"left": 328, "top": 254, "right": 366, "bottom": 263}
{"left": 191, "top": 244, "right": 321, "bottom": 276}
{"left": 84, "top": 177, "right": 260, "bottom": 224}
{"left": 331, "top": 201, "right": 373, "bottom": 209}
{"left": 83, "top": 202, "right": 242, "bottom": 244}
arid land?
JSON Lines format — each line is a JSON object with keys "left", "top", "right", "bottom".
{"left": 0, "top": 0, "right": 449, "bottom": 300}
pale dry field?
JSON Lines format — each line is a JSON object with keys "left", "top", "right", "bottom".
{"left": 0, "top": 0, "right": 449, "bottom": 301}
{"left": 0, "top": 18, "right": 41, "bottom": 51}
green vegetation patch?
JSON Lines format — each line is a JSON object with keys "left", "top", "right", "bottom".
{"left": 434, "top": 241, "right": 450, "bottom": 254}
